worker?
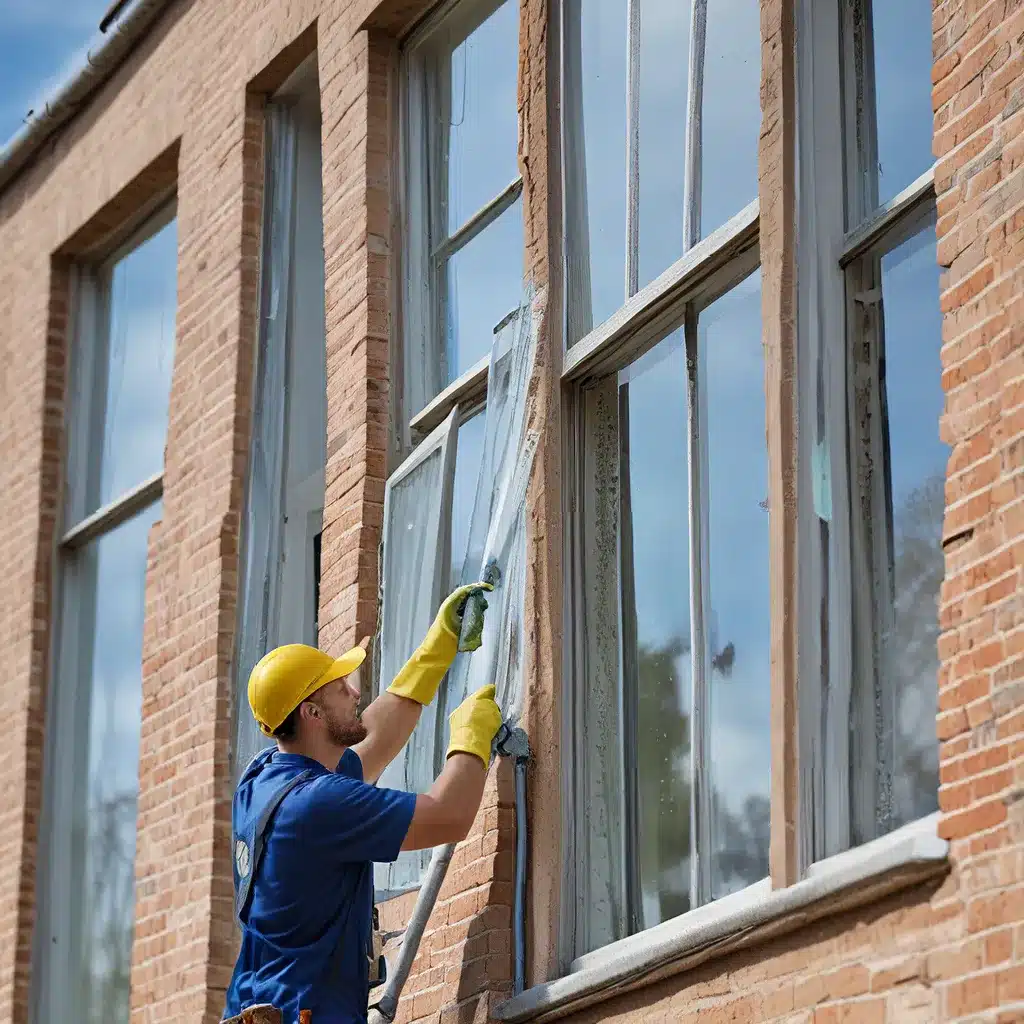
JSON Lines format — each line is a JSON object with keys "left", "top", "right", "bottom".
{"left": 221, "top": 581, "right": 502, "bottom": 1024}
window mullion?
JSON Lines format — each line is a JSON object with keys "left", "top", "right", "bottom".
{"left": 60, "top": 472, "right": 164, "bottom": 549}
{"left": 682, "top": 0, "right": 707, "bottom": 250}
{"left": 431, "top": 49, "right": 452, "bottom": 388}
{"left": 625, "top": 0, "right": 640, "bottom": 296}
{"left": 685, "top": 306, "right": 712, "bottom": 907}
{"left": 432, "top": 177, "right": 523, "bottom": 264}
{"left": 561, "top": 0, "right": 593, "bottom": 343}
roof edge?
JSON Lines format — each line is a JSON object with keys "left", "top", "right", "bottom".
{"left": 0, "top": 0, "right": 177, "bottom": 199}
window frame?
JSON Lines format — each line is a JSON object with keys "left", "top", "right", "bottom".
{"left": 561, "top": 212, "right": 763, "bottom": 957}
{"left": 796, "top": 0, "right": 940, "bottom": 865}
{"left": 230, "top": 67, "right": 329, "bottom": 780}
{"left": 375, "top": 0, "right": 523, "bottom": 896}
{"left": 398, "top": 0, "right": 524, "bottom": 443}
{"left": 559, "top": 0, "right": 944, "bottom": 967}
{"left": 32, "top": 199, "right": 178, "bottom": 1024}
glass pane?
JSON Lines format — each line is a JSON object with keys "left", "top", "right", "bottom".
{"left": 869, "top": 0, "right": 935, "bottom": 207}
{"left": 701, "top": 0, "right": 760, "bottom": 238}
{"left": 444, "top": 194, "right": 523, "bottom": 381}
{"left": 450, "top": 410, "right": 487, "bottom": 588}
{"left": 94, "top": 216, "right": 178, "bottom": 512}
{"left": 880, "top": 225, "right": 944, "bottom": 829}
{"left": 636, "top": 0, "right": 690, "bottom": 289}
{"left": 440, "top": 0, "right": 520, "bottom": 233}
{"left": 564, "top": 0, "right": 628, "bottom": 343}
{"left": 375, "top": 439, "right": 450, "bottom": 894}
{"left": 620, "top": 331, "right": 693, "bottom": 929}
{"left": 700, "top": 269, "right": 771, "bottom": 898}
{"left": 379, "top": 448, "right": 444, "bottom": 795}
{"left": 74, "top": 501, "right": 161, "bottom": 1024}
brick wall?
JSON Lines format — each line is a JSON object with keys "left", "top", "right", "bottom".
{"left": 0, "top": 0, "right": 1020, "bottom": 1023}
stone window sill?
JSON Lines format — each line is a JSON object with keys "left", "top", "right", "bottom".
{"left": 492, "top": 814, "right": 948, "bottom": 1023}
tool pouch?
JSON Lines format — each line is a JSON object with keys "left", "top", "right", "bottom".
{"left": 219, "top": 1004, "right": 282, "bottom": 1024}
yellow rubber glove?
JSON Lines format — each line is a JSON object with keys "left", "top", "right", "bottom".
{"left": 446, "top": 684, "right": 503, "bottom": 768}
{"left": 385, "top": 582, "right": 495, "bottom": 706}
{"left": 439, "top": 581, "right": 495, "bottom": 638}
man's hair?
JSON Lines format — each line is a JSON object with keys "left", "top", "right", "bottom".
{"left": 273, "top": 706, "right": 301, "bottom": 741}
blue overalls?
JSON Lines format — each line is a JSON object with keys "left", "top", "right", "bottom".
{"left": 224, "top": 747, "right": 415, "bottom": 1023}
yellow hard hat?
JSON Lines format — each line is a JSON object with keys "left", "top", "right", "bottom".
{"left": 247, "top": 643, "right": 366, "bottom": 736}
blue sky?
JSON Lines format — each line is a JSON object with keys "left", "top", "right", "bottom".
{"left": 0, "top": 0, "right": 110, "bottom": 145}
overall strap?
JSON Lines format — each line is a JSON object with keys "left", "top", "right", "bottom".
{"left": 234, "top": 767, "right": 312, "bottom": 922}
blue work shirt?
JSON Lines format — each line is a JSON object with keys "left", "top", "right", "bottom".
{"left": 224, "top": 748, "right": 416, "bottom": 1023}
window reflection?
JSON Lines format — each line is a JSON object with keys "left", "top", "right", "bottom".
{"left": 637, "top": 0, "right": 691, "bottom": 289}
{"left": 443, "top": 0, "right": 520, "bottom": 232}
{"left": 619, "top": 332, "right": 693, "bottom": 930}
{"left": 564, "top": 0, "right": 628, "bottom": 340}
{"left": 578, "top": 271, "right": 769, "bottom": 954}
{"left": 73, "top": 501, "right": 161, "bottom": 1024}
{"left": 879, "top": 225, "right": 944, "bottom": 829}
{"left": 869, "top": 0, "right": 935, "bottom": 206}
{"left": 700, "top": 269, "right": 771, "bottom": 897}
{"left": 563, "top": 0, "right": 761, "bottom": 344}
{"left": 94, "top": 217, "right": 178, "bottom": 512}
{"left": 702, "top": 0, "right": 761, "bottom": 238}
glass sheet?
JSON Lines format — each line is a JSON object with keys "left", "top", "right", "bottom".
{"left": 90, "top": 216, "right": 178, "bottom": 514}
{"left": 444, "top": 195, "right": 524, "bottom": 382}
{"left": 73, "top": 501, "right": 162, "bottom": 1024}
{"left": 879, "top": 225, "right": 944, "bottom": 830}
{"left": 441, "top": 0, "right": 520, "bottom": 233}
{"left": 564, "top": 0, "right": 628, "bottom": 342}
{"left": 701, "top": 0, "right": 760, "bottom": 238}
{"left": 450, "top": 411, "right": 487, "bottom": 588}
{"left": 699, "top": 268, "right": 771, "bottom": 898}
{"left": 444, "top": 288, "right": 538, "bottom": 724}
{"left": 636, "top": 0, "right": 691, "bottom": 289}
{"left": 619, "top": 331, "right": 693, "bottom": 930}
{"left": 869, "top": 0, "right": 935, "bottom": 208}
{"left": 375, "top": 440, "right": 451, "bottom": 894}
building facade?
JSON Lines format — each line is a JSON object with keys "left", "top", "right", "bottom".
{"left": 0, "top": 0, "right": 1020, "bottom": 1020}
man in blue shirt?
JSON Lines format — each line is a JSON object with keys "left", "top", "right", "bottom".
{"left": 223, "top": 582, "right": 502, "bottom": 1024}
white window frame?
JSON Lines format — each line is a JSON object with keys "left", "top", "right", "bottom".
{"left": 32, "top": 199, "right": 177, "bottom": 1024}
{"left": 796, "top": 0, "right": 940, "bottom": 866}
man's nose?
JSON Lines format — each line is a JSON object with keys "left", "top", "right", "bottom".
{"left": 344, "top": 674, "right": 361, "bottom": 700}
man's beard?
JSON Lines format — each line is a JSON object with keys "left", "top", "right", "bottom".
{"left": 322, "top": 705, "right": 368, "bottom": 747}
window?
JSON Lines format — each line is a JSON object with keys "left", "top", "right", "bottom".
{"left": 376, "top": 0, "right": 521, "bottom": 896}
{"left": 233, "top": 59, "right": 328, "bottom": 775}
{"left": 34, "top": 204, "right": 178, "bottom": 1024}
{"left": 562, "top": 0, "right": 763, "bottom": 956}
{"left": 563, "top": 0, "right": 943, "bottom": 962}
{"left": 798, "top": 0, "right": 943, "bottom": 861}
{"left": 562, "top": 0, "right": 760, "bottom": 342}
{"left": 400, "top": 0, "right": 523, "bottom": 423}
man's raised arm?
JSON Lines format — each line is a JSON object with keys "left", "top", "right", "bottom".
{"left": 353, "top": 581, "right": 493, "bottom": 783}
